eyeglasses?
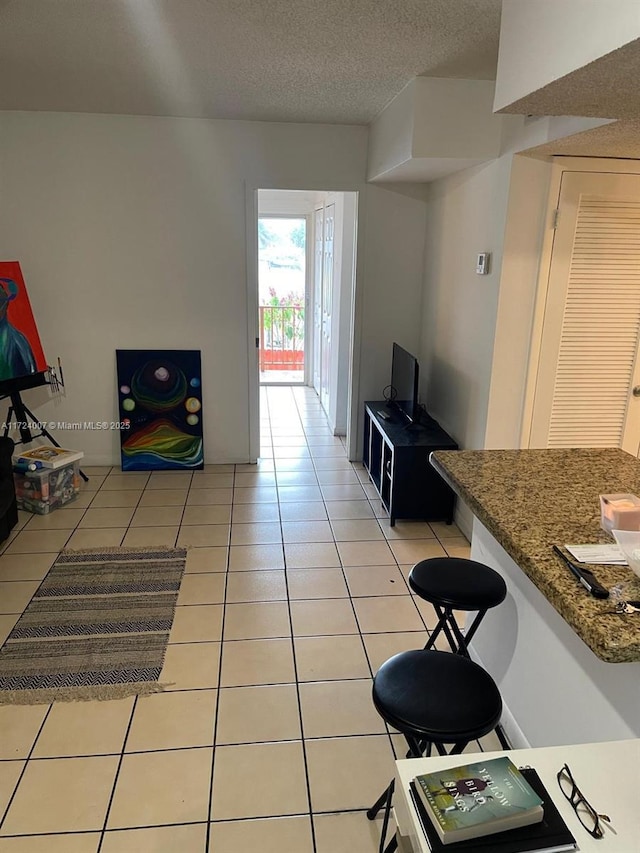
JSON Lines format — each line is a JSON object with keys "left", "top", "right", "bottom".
{"left": 556, "top": 763, "right": 612, "bottom": 839}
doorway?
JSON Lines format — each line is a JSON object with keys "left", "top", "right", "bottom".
{"left": 249, "top": 189, "right": 359, "bottom": 461}
{"left": 258, "top": 215, "right": 308, "bottom": 385}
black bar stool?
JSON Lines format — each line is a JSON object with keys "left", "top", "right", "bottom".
{"left": 409, "top": 556, "right": 507, "bottom": 657}
{"left": 366, "top": 649, "right": 503, "bottom": 853}
{"left": 409, "top": 555, "right": 510, "bottom": 750}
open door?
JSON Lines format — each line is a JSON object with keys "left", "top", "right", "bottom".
{"left": 257, "top": 216, "right": 307, "bottom": 385}
{"left": 320, "top": 202, "right": 334, "bottom": 413}
{"left": 313, "top": 206, "right": 323, "bottom": 395}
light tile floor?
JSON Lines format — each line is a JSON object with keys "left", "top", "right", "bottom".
{"left": 0, "top": 386, "right": 501, "bottom": 852}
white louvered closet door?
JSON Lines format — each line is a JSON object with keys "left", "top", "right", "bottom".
{"left": 313, "top": 207, "right": 324, "bottom": 396}
{"left": 530, "top": 171, "right": 640, "bottom": 454}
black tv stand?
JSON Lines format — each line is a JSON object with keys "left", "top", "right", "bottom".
{"left": 416, "top": 407, "right": 439, "bottom": 429}
{"left": 363, "top": 402, "right": 458, "bottom": 526}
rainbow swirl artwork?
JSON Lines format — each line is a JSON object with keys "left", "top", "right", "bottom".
{"left": 131, "top": 360, "right": 188, "bottom": 413}
{"left": 122, "top": 419, "right": 202, "bottom": 469}
{"left": 116, "top": 350, "right": 204, "bottom": 471}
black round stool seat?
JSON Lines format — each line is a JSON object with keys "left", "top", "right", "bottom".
{"left": 409, "top": 556, "right": 507, "bottom": 610}
{"left": 373, "top": 649, "right": 502, "bottom": 744}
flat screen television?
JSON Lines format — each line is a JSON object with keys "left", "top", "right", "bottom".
{"left": 390, "top": 342, "right": 419, "bottom": 424}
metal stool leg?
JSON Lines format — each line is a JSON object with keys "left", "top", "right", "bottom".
{"left": 367, "top": 778, "right": 398, "bottom": 853}
{"left": 426, "top": 606, "right": 493, "bottom": 657}
{"left": 461, "top": 608, "right": 488, "bottom": 652}
{"left": 405, "top": 734, "right": 425, "bottom": 758}
{"left": 370, "top": 732, "right": 429, "bottom": 850}
{"left": 405, "top": 738, "right": 432, "bottom": 758}
{"left": 378, "top": 779, "right": 395, "bottom": 853}
{"left": 446, "top": 607, "right": 471, "bottom": 656}
{"left": 495, "top": 723, "right": 511, "bottom": 749}
{"left": 366, "top": 782, "right": 391, "bottom": 820}
{"left": 449, "top": 740, "right": 470, "bottom": 755}
{"left": 384, "top": 834, "right": 398, "bottom": 853}
{"left": 424, "top": 604, "right": 458, "bottom": 653}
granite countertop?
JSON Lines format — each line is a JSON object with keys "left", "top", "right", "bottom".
{"left": 430, "top": 448, "right": 640, "bottom": 663}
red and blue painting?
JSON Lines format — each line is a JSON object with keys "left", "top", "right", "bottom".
{"left": 116, "top": 350, "right": 204, "bottom": 471}
{"left": 0, "top": 261, "right": 47, "bottom": 386}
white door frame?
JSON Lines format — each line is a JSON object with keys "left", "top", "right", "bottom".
{"left": 245, "top": 185, "right": 362, "bottom": 463}
{"left": 245, "top": 186, "right": 261, "bottom": 463}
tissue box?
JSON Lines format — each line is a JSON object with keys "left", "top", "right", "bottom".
{"left": 600, "top": 493, "right": 640, "bottom": 532}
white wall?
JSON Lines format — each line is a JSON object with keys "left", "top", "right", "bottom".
{"left": 484, "top": 155, "right": 553, "bottom": 448}
{"left": 419, "top": 148, "right": 553, "bottom": 536}
{"left": 418, "top": 114, "right": 568, "bottom": 453}
{"left": 367, "top": 81, "right": 415, "bottom": 181}
{"left": 0, "top": 111, "right": 426, "bottom": 465}
{"left": 420, "top": 157, "right": 513, "bottom": 450}
{"left": 355, "top": 184, "right": 428, "bottom": 429}
{"left": 411, "top": 79, "right": 502, "bottom": 161}
{"left": 495, "top": 0, "right": 640, "bottom": 111}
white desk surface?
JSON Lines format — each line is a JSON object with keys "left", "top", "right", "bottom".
{"left": 394, "top": 739, "right": 640, "bottom": 853}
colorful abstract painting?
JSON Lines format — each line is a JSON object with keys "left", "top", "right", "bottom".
{"left": 0, "top": 261, "right": 47, "bottom": 384}
{"left": 116, "top": 350, "right": 204, "bottom": 471}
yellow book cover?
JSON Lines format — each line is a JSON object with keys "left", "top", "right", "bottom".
{"left": 14, "top": 446, "right": 83, "bottom": 469}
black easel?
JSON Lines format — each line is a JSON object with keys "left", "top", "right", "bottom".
{"left": 3, "top": 389, "right": 89, "bottom": 482}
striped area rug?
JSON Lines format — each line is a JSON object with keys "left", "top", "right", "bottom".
{"left": 0, "top": 547, "right": 187, "bottom": 704}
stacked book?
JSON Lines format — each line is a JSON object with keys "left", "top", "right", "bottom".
{"left": 409, "top": 756, "right": 576, "bottom": 852}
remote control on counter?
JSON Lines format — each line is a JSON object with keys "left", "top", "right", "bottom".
{"left": 376, "top": 409, "right": 391, "bottom": 421}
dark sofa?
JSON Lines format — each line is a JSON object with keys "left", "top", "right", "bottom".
{"left": 0, "top": 437, "right": 18, "bottom": 542}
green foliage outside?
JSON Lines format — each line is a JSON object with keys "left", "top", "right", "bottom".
{"left": 290, "top": 223, "right": 305, "bottom": 249}
{"left": 258, "top": 219, "right": 277, "bottom": 249}
{"left": 261, "top": 288, "right": 305, "bottom": 349}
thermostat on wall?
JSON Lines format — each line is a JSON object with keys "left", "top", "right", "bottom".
{"left": 476, "top": 253, "right": 490, "bottom": 275}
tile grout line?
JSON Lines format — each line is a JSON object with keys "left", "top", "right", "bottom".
{"left": 304, "top": 399, "right": 407, "bottom": 781}
{"left": 289, "top": 386, "right": 414, "bottom": 831}
{"left": 292, "top": 388, "right": 402, "bottom": 829}
{"left": 298, "top": 390, "right": 439, "bottom": 776}
{"left": 280, "top": 385, "right": 319, "bottom": 853}
{"left": 204, "top": 462, "right": 233, "bottom": 853}
{"left": 96, "top": 694, "right": 139, "bottom": 851}
{"left": 173, "top": 471, "right": 192, "bottom": 551}
{"left": 0, "top": 702, "right": 54, "bottom": 834}
{"left": 112, "top": 468, "right": 148, "bottom": 550}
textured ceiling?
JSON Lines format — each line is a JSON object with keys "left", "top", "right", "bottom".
{"left": 523, "top": 119, "right": 640, "bottom": 161}
{"left": 498, "top": 39, "right": 640, "bottom": 121}
{"left": 0, "top": 0, "right": 502, "bottom": 124}
{"left": 504, "top": 35, "right": 640, "bottom": 162}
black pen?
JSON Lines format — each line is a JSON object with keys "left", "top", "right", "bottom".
{"left": 552, "top": 545, "right": 610, "bottom": 599}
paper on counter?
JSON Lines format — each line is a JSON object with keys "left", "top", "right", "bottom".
{"left": 565, "top": 544, "right": 626, "bottom": 565}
